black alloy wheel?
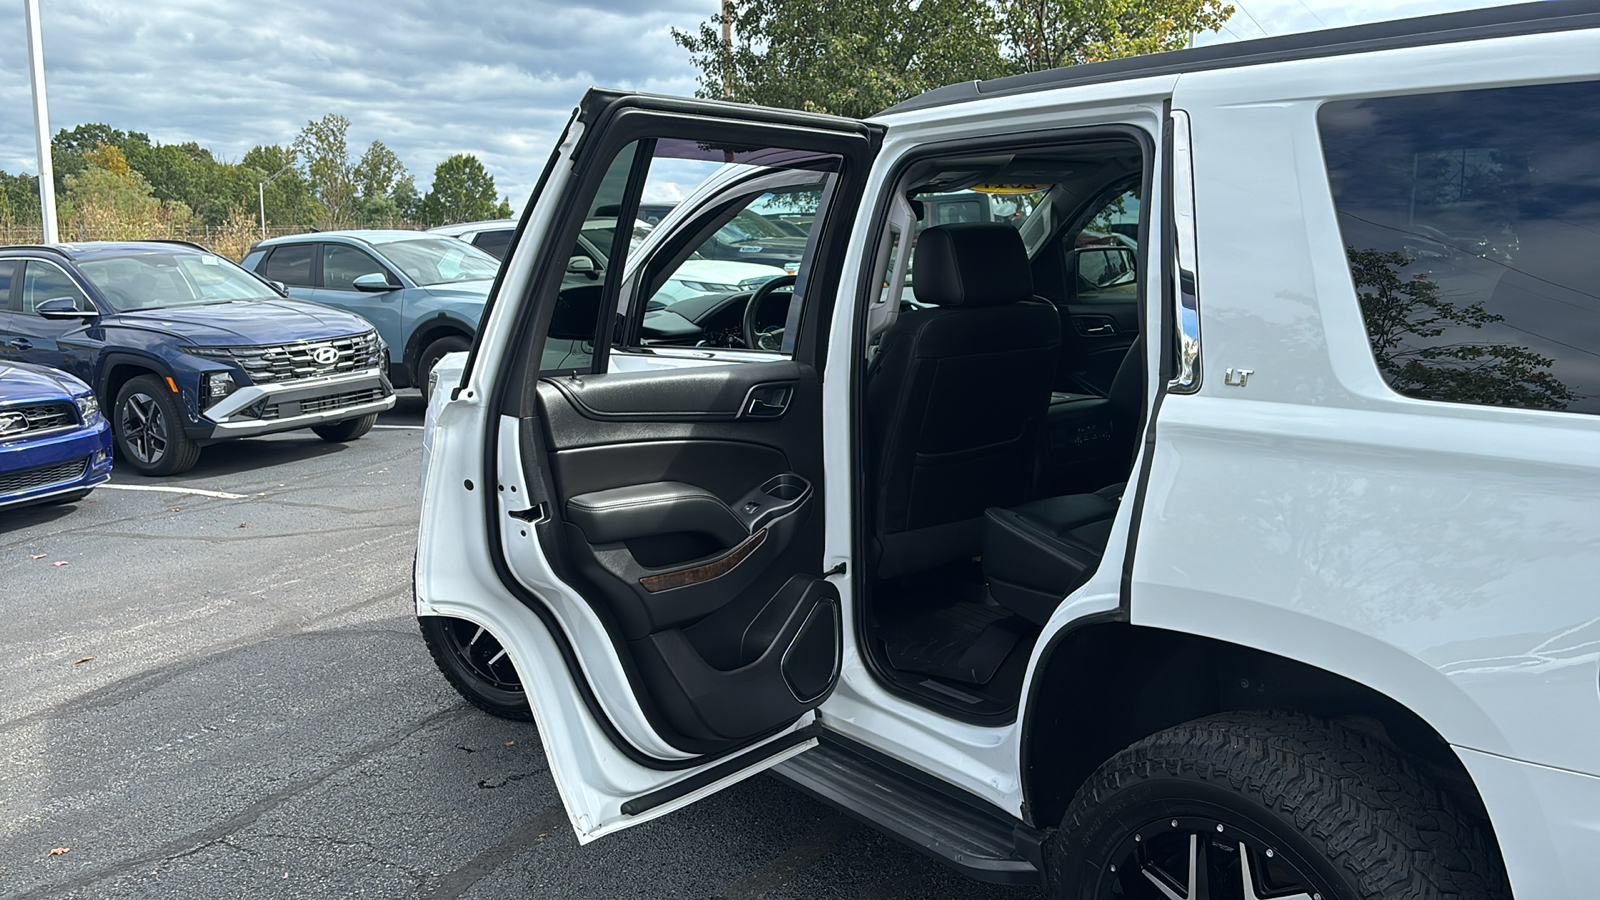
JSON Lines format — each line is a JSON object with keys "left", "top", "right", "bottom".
{"left": 114, "top": 375, "right": 201, "bottom": 476}
{"left": 1050, "top": 711, "right": 1508, "bottom": 900}
{"left": 418, "top": 615, "right": 533, "bottom": 721}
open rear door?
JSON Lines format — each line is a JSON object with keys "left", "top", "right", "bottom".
{"left": 416, "top": 89, "right": 880, "bottom": 840}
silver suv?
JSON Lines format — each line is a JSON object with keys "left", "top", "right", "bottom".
{"left": 416, "top": 4, "right": 1600, "bottom": 896}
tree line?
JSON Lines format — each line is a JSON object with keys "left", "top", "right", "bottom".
{"left": 0, "top": 113, "right": 514, "bottom": 243}
{"left": 674, "top": 0, "right": 1234, "bottom": 118}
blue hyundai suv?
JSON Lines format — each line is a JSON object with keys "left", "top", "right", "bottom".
{"left": 0, "top": 242, "right": 394, "bottom": 475}
{"left": 0, "top": 360, "right": 112, "bottom": 510}
{"left": 242, "top": 231, "right": 499, "bottom": 401}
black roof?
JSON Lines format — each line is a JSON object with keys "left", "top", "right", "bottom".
{"left": 882, "top": 0, "right": 1600, "bottom": 115}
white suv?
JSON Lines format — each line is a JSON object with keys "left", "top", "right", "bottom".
{"left": 415, "top": 4, "right": 1600, "bottom": 896}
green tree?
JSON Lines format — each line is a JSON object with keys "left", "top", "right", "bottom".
{"left": 1349, "top": 247, "right": 1577, "bottom": 411}
{"left": 352, "top": 141, "right": 411, "bottom": 227}
{"left": 421, "top": 154, "right": 510, "bottom": 226}
{"left": 294, "top": 114, "right": 356, "bottom": 229}
{"left": 675, "top": 0, "right": 1233, "bottom": 117}
{"left": 674, "top": 0, "right": 1007, "bottom": 118}
{"left": 0, "top": 171, "right": 42, "bottom": 227}
{"left": 242, "top": 144, "right": 322, "bottom": 230}
{"left": 999, "top": 0, "right": 1232, "bottom": 71}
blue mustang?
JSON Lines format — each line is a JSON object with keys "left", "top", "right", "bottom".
{"left": 0, "top": 360, "right": 112, "bottom": 510}
{"left": 0, "top": 241, "right": 394, "bottom": 476}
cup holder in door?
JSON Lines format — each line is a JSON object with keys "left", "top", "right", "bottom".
{"left": 761, "top": 473, "right": 807, "bottom": 501}
{"left": 735, "top": 473, "right": 812, "bottom": 533}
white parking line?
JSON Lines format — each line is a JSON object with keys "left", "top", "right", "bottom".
{"left": 99, "top": 484, "right": 249, "bottom": 500}
{"left": 373, "top": 424, "right": 424, "bottom": 430}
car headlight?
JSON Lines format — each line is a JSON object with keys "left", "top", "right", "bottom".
{"left": 205, "top": 372, "right": 237, "bottom": 406}
{"left": 739, "top": 275, "right": 781, "bottom": 290}
{"left": 74, "top": 394, "right": 100, "bottom": 423}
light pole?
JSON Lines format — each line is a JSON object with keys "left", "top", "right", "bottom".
{"left": 258, "top": 163, "right": 295, "bottom": 238}
{"left": 24, "top": 0, "right": 58, "bottom": 243}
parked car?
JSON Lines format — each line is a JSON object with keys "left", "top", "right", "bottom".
{"left": 0, "top": 360, "right": 111, "bottom": 510}
{"left": 0, "top": 241, "right": 393, "bottom": 476}
{"left": 241, "top": 231, "right": 500, "bottom": 399}
{"left": 433, "top": 219, "right": 786, "bottom": 308}
{"left": 428, "top": 219, "right": 518, "bottom": 260}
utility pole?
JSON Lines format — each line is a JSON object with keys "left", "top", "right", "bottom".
{"left": 24, "top": 0, "right": 59, "bottom": 243}
{"left": 722, "top": 0, "right": 733, "bottom": 99}
{"left": 258, "top": 162, "right": 295, "bottom": 238}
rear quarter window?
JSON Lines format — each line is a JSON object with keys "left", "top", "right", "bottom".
{"left": 1320, "top": 80, "right": 1600, "bottom": 415}
{"left": 262, "top": 244, "right": 315, "bottom": 287}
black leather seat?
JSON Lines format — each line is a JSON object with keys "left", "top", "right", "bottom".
{"left": 865, "top": 223, "right": 1061, "bottom": 580}
{"left": 982, "top": 483, "right": 1123, "bottom": 625}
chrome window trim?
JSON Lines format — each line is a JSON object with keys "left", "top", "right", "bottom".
{"left": 1168, "top": 109, "right": 1202, "bottom": 393}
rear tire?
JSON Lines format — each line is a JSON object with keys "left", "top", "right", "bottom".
{"left": 1049, "top": 711, "right": 1507, "bottom": 900}
{"left": 311, "top": 412, "right": 377, "bottom": 442}
{"left": 416, "top": 335, "right": 470, "bottom": 405}
{"left": 113, "top": 375, "right": 201, "bottom": 476}
{"left": 418, "top": 615, "right": 533, "bottom": 721}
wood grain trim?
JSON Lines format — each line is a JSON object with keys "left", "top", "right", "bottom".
{"left": 639, "top": 529, "right": 767, "bottom": 593}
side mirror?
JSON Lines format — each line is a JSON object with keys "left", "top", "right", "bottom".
{"left": 35, "top": 296, "right": 95, "bottom": 320}
{"left": 548, "top": 285, "right": 602, "bottom": 341}
{"left": 1073, "top": 247, "right": 1137, "bottom": 290}
{"left": 352, "top": 272, "right": 397, "bottom": 292}
{"left": 269, "top": 280, "right": 288, "bottom": 294}
{"left": 567, "top": 256, "right": 599, "bottom": 279}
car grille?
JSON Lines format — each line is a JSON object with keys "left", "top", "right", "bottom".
{"left": 0, "top": 458, "right": 87, "bottom": 494}
{"left": 0, "top": 401, "right": 77, "bottom": 437}
{"left": 196, "top": 331, "right": 383, "bottom": 384}
{"left": 256, "top": 387, "right": 387, "bottom": 421}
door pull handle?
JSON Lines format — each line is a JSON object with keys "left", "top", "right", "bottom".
{"left": 7, "top": 338, "right": 32, "bottom": 351}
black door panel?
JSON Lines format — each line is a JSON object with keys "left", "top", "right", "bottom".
{"left": 551, "top": 440, "right": 791, "bottom": 500}
{"left": 529, "top": 359, "right": 833, "bottom": 753}
{"left": 546, "top": 360, "right": 803, "bottom": 421}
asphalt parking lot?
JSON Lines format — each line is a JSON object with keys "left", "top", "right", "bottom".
{"left": 1, "top": 392, "right": 1041, "bottom": 900}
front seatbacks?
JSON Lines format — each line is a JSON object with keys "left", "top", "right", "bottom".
{"left": 865, "top": 224, "right": 1062, "bottom": 580}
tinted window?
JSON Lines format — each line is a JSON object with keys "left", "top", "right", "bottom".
{"left": 321, "top": 245, "right": 390, "bottom": 290}
{"left": 1321, "top": 81, "right": 1600, "bottom": 415}
{"left": 262, "top": 244, "right": 315, "bottom": 286}
{"left": 0, "top": 260, "right": 14, "bottom": 311}
{"left": 20, "top": 260, "right": 90, "bottom": 313}
{"left": 472, "top": 229, "right": 512, "bottom": 260}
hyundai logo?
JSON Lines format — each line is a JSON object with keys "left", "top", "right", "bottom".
{"left": 311, "top": 346, "right": 340, "bottom": 366}
{"left": 0, "top": 411, "right": 27, "bottom": 435}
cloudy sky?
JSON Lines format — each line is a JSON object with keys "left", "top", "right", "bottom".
{"left": 0, "top": 0, "right": 1526, "bottom": 208}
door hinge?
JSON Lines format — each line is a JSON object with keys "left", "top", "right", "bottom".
{"left": 822, "top": 562, "right": 846, "bottom": 578}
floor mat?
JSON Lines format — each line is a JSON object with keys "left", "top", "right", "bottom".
{"left": 881, "top": 602, "right": 1031, "bottom": 686}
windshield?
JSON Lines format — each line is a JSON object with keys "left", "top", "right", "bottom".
{"left": 716, "top": 210, "right": 793, "bottom": 243}
{"left": 579, "top": 221, "right": 652, "bottom": 265}
{"left": 77, "top": 251, "right": 278, "bottom": 311}
{"left": 372, "top": 237, "right": 500, "bottom": 286}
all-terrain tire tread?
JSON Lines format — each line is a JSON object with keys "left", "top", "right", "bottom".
{"left": 1058, "top": 711, "right": 1508, "bottom": 900}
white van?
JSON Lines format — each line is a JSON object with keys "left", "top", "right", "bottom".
{"left": 414, "top": 3, "right": 1600, "bottom": 896}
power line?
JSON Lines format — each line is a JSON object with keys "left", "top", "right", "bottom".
{"left": 1293, "top": 0, "right": 1328, "bottom": 27}
{"left": 1232, "top": 0, "right": 1272, "bottom": 37}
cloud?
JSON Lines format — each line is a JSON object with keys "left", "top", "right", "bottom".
{"left": 0, "top": 0, "right": 711, "bottom": 206}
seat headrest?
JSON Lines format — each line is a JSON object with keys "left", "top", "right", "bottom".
{"left": 912, "top": 223, "right": 1033, "bottom": 308}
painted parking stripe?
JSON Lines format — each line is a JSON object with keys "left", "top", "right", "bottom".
{"left": 99, "top": 484, "right": 249, "bottom": 500}
{"left": 373, "top": 424, "right": 424, "bottom": 430}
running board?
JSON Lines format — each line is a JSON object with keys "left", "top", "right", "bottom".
{"left": 769, "top": 738, "right": 1045, "bottom": 886}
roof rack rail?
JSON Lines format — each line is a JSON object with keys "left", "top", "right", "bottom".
{"left": 0, "top": 244, "right": 74, "bottom": 260}
{"left": 144, "top": 239, "right": 212, "bottom": 253}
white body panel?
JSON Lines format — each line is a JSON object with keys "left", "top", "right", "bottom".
{"left": 1134, "top": 30, "right": 1600, "bottom": 779}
